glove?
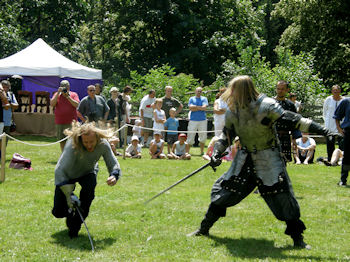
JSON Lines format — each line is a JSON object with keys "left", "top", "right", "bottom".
{"left": 70, "top": 194, "right": 81, "bottom": 208}
{"left": 110, "top": 169, "right": 121, "bottom": 180}
{"left": 60, "top": 184, "right": 75, "bottom": 209}
{"left": 210, "top": 151, "right": 222, "bottom": 170}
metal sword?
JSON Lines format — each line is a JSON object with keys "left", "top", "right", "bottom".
{"left": 73, "top": 204, "right": 95, "bottom": 252}
{"left": 144, "top": 152, "right": 228, "bottom": 205}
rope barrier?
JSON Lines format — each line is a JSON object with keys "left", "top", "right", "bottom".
{"left": 2, "top": 122, "right": 218, "bottom": 147}
{"left": 4, "top": 133, "right": 69, "bottom": 147}
{"left": 125, "top": 123, "right": 217, "bottom": 134}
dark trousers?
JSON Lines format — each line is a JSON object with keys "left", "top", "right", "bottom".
{"left": 327, "top": 135, "right": 343, "bottom": 161}
{"left": 52, "top": 173, "right": 97, "bottom": 219}
{"left": 205, "top": 156, "right": 305, "bottom": 237}
{"left": 340, "top": 129, "right": 350, "bottom": 183}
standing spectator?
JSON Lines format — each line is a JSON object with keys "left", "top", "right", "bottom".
{"left": 132, "top": 119, "right": 143, "bottom": 143}
{"left": 161, "top": 85, "right": 183, "bottom": 119}
{"left": 0, "top": 82, "right": 10, "bottom": 155}
{"left": 125, "top": 135, "right": 142, "bottom": 158}
{"left": 213, "top": 87, "right": 228, "bottom": 137}
{"left": 167, "top": 133, "right": 191, "bottom": 160}
{"left": 77, "top": 85, "right": 110, "bottom": 124}
{"left": 153, "top": 98, "right": 166, "bottom": 137}
{"left": 1, "top": 80, "right": 18, "bottom": 143}
{"left": 116, "top": 86, "right": 133, "bottom": 146}
{"left": 289, "top": 92, "right": 302, "bottom": 113}
{"left": 139, "top": 89, "right": 156, "bottom": 146}
{"left": 323, "top": 84, "right": 344, "bottom": 161}
{"left": 164, "top": 108, "right": 179, "bottom": 154}
{"left": 334, "top": 97, "right": 350, "bottom": 186}
{"left": 149, "top": 132, "right": 166, "bottom": 159}
{"left": 51, "top": 122, "right": 121, "bottom": 238}
{"left": 187, "top": 87, "right": 208, "bottom": 155}
{"left": 295, "top": 134, "right": 316, "bottom": 165}
{"left": 95, "top": 83, "right": 106, "bottom": 101}
{"left": 106, "top": 87, "right": 119, "bottom": 123}
{"left": 50, "top": 80, "right": 80, "bottom": 151}
{"left": 274, "top": 80, "right": 300, "bottom": 162}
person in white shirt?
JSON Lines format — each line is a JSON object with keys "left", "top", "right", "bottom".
{"left": 149, "top": 132, "right": 166, "bottom": 159}
{"left": 153, "top": 98, "right": 166, "bottom": 137}
{"left": 295, "top": 133, "right": 316, "bottom": 165}
{"left": 213, "top": 87, "right": 228, "bottom": 137}
{"left": 126, "top": 135, "right": 142, "bottom": 158}
{"left": 139, "top": 89, "right": 156, "bottom": 146}
{"left": 323, "top": 84, "right": 344, "bottom": 161}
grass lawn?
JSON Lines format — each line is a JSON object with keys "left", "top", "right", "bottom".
{"left": 0, "top": 135, "right": 349, "bottom": 261}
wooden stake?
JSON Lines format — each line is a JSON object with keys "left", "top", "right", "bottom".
{"left": 1, "top": 135, "right": 7, "bottom": 182}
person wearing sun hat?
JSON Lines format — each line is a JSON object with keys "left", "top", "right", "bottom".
{"left": 125, "top": 135, "right": 142, "bottom": 158}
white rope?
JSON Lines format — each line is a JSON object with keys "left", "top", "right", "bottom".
{"left": 4, "top": 133, "right": 69, "bottom": 147}
{"left": 125, "top": 123, "right": 217, "bottom": 134}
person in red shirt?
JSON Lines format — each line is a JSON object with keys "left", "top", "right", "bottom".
{"left": 50, "top": 80, "right": 80, "bottom": 151}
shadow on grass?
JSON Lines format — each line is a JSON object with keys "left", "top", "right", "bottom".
{"left": 51, "top": 230, "right": 116, "bottom": 251}
{"left": 208, "top": 235, "right": 337, "bottom": 261}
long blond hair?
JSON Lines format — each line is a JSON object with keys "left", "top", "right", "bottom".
{"left": 64, "top": 121, "right": 114, "bottom": 151}
{"left": 221, "top": 75, "right": 259, "bottom": 112}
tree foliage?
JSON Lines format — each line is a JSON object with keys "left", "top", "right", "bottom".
{"left": 273, "top": 0, "right": 350, "bottom": 87}
{"left": 215, "top": 46, "right": 325, "bottom": 106}
{"left": 77, "top": 0, "right": 263, "bottom": 84}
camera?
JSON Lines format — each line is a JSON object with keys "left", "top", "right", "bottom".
{"left": 62, "top": 87, "right": 68, "bottom": 93}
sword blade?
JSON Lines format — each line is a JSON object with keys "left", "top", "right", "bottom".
{"left": 75, "top": 206, "right": 95, "bottom": 252}
{"left": 144, "top": 162, "right": 211, "bottom": 205}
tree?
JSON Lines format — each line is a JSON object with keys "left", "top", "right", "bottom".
{"left": 78, "top": 0, "right": 263, "bottom": 84}
{"left": 273, "top": 0, "right": 350, "bottom": 88}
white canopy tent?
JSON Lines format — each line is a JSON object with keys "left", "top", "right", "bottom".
{"left": 0, "top": 38, "right": 101, "bottom": 79}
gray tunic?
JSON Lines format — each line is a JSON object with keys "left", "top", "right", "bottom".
{"left": 54, "top": 138, "right": 120, "bottom": 185}
{"left": 78, "top": 95, "right": 110, "bottom": 122}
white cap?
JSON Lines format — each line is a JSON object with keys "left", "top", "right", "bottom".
{"left": 109, "top": 87, "right": 119, "bottom": 93}
{"left": 131, "top": 135, "right": 139, "bottom": 141}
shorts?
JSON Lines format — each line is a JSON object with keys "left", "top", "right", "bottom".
{"left": 187, "top": 120, "right": 207, "bottom": 145}
{"left": 167, "top": 134, "right": 178, "bottom": 145}
{"left": 143, "top": 117, "right": 153, "bottom": 134}
{"left": 56, "top": 124, "right": 71, "bottom": 140}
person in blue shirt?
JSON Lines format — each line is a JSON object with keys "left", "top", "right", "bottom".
{"left": 164, "top": 107, "right": 179, "bottom": 154}
{"left": 334, "top": 97, "right": 350, "bottom": 186}
{"left": 187, "top": 87, "right": 208, "bottom": 155}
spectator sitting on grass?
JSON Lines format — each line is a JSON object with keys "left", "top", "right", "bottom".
{"left": 202, "top": 136, "right": 238, "bottom": 162}
{"left": 126, "top": 135, "right": 142, "bottom": 158}
{"left": 164, "top": 107, "right": 179, "bottom": 154}
{"left": 295, "top": 133, "right": 316, "bottom": 165}
{"left": 149, "top": 132, "right": 166, "bottom": 159}
{"left": 167, "top": 133, "right": 191, "bottom": 160}
{"left": 317, "top": 148, "right": 343, "bottom": 166}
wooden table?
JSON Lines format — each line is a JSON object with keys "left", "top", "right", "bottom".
{"left": 13, "top": 112, "right": 56, "bottom": 137}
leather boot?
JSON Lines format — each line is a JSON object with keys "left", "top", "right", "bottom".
{"left": 292, "top": 235, "right": 311, "bottom": 249}
{"left": 187, "top": 207, "right": 222, "bottom": 237}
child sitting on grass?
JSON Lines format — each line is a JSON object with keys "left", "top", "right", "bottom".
{"left": 125, "top": 135, "right": 142, "bottom": 158}
{"left": 149, "top": 132, "right": 166, "bottom": 159}
{"left": 167, "top": 133, "right": 191, "bottom": 160}
{"left": 164, "top": 107, "right": 179, "bottom": 154}
{"left": 202, "top": 136, "right": 239, "bottom": 161}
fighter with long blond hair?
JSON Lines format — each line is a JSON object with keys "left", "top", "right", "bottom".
{"left": 52, "top": 121, "right": 121, "bottom": 238}
{"left": 188, "top": 75, "right": 332, "bottom": 249}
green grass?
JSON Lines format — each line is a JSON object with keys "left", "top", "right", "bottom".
{"left": 0, "top": 136, "right": 349, "bottom": 261}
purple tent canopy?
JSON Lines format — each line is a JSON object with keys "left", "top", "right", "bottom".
{"left": 22, "top": 76, "right": 103, "bottom": 102}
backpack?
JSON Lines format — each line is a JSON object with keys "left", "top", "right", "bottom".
{"left": 9, "top": 153, "right": 33, "bottom": 170}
